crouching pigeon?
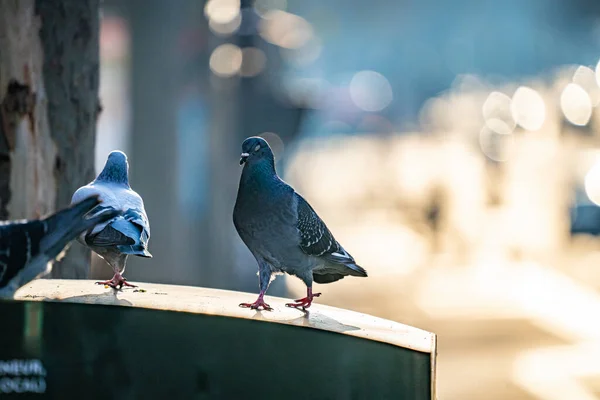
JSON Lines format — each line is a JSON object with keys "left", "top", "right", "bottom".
{"left": 71, "top": 150, "right": 152, "bottom": 289}
{"left": 0, "top": 196, "right": 121, "bottom": 298}
{"left": 233, "top": 136, "right": 367, "bottom": 311}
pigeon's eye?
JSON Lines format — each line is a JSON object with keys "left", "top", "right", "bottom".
{"left": 254, "top": 144, "right": 261, "bottom": 152}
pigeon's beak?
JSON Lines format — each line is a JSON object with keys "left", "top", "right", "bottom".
{"left": 239, "top": 153, "right": 249, "bottom": 165}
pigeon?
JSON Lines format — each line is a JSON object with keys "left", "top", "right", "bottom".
{"left": 0, "top": 195, "right": 121, "bottom": 298}
{"left": 71, "top": 150, "right": 152, "bottom": 289}
{"left": 233, "top": 136, "right": 367, "bottom": 311}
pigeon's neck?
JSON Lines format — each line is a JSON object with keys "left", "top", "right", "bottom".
{"left": 96, "top": 162, "right": 129, "bottom": 186}
{"left": 240, "top": 157, "right": 278, "bottom": 188}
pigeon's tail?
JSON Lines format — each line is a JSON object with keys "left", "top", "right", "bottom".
{"left": 84, "top": 213, "right": 151, "bottom": 258}
{"left": 41, "top": 196, "right": 122, "bottom": 260}
{"left": 313, "top": 262, "right": 368, "bottom": 284}
{"left": 343, "top": 262, "right": 368, "bottom": 277}
{"left": 116, "top": 245, "right": 152, "bottom": 258}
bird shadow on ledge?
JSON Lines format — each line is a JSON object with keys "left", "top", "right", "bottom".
{"left": 282, "top": 310, "right": 361, "bottom": 334}
{"left": 58, "top": 290, "right": 135, "bottom": 307}
{"left": 17, "top": 287, "right": 134, "bottom": 307}
{"left": 245, "top": 306, "right": 360, "bottom": 333}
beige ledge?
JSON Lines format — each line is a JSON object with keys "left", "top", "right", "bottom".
{"left": 13, "top": 279, "right": 436, "bottom": 355}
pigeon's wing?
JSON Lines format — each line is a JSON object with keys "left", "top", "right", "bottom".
{"left": 121, "top": 188, "right": 151, "bottom": 239}
{"left": 0, "top": 196, "right": 120, "bottom": 292}
{"left": 0, "top": 220, "right": 45, "bottom": 289}
{"left": 295, "top": 193, "right": 367, "bottom": 279}
{"left": 296, "top": 194, "right": 337, "bottom": 257}
{"left": 115, "top": 188, "right": 151, "bottom": 255}
{"left": 71, "top": 184, "right": 120, "bottom": 235}
{"left": 295, "top": 194, "right": 352, "bottom": 262}
{"left": 40, "top": 196, "right": 122, "bottom": 256}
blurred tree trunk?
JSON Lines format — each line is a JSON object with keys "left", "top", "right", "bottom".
{"left": 0, "top": 0, "right": 100, "bottom": 278}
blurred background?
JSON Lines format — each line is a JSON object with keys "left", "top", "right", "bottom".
{"left": 92, "top": 0, "right": 600, "bottom": 399}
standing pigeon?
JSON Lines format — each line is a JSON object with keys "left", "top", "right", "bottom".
{"left": 71, "top": 150, "right": 152, "bottom": 289}
{"left": 233, "top": 136, "right": 367, "bottom": 311}
{"left": 0, "top": 196, "right": 121, "bottom": 298}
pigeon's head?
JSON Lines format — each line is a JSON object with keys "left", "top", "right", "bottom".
{"left": 96, "top": 150, "right": 130, "bottom": 185}
{"left": 239, "top": 136, "right": 273, "bottom": 166}
{"left": 107, "top": 150, "right": 127, "bottom": 164}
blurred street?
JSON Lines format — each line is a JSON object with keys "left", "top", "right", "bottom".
{"left": 93, "top": 1, "right": 600, "bottom": 398}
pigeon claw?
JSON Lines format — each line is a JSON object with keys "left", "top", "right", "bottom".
{"left": 239, "top": 300, "right": 273, "bottom": 311}
{"left": 95, "top": 273, "right": 137, "bottom": 290}
{"left": 285, "top": 292, "right": 321, "bottom": 310}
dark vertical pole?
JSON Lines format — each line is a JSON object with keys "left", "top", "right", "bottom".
{"left": 125, "top": 0, "right": 182, "bottom": 284}
{"left": 205, "top": 23, "right": 243, "bottom": 290}
{"left": 205, "top": 0, "right": 266, "bottom": 292}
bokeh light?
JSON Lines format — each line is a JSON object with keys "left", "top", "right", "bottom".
{"left": 485, "top": 118, "right": 514, "bottom": 135}
{"left": 209, "top": 44, "right": 243, "bottom": 77}
{"left": 510, "top": 86, "right": 546, "bottom": 131}
{"left": 349, "top": 70, "right": 393, "bottom": 112}
{"left": 204, "top": 0, "right": 241, "bottom": 25}
{"left": 560, "top": 83, "right": 592, "bottom": 126}
{"left": 482, "top": 91, "right": 516, "bottom": 134}
{"left": 585, "top": 160, "right": 600, "bottom": 206}
{"left": 208, "top": 12, "right": 241, "bottom": 36}
{"left": 258, "top": 10, "right": 313, "bottom": 49}
{"left": 280, "top": 37, "right": 322, "bottom": 67}
{"left": 240, "top": 47, "right": 266, "bottom": 77}
{"left": 479, "top": 125, "right": 514, "bottom": 162}
{"left": 259, "top": 132, "right": 284, "bottom": 160}
{"left": 100, "top": 17, "right": 129, "bottom": 60}
{"left": 572, "top": 66, "right": 600, "bottom": 106}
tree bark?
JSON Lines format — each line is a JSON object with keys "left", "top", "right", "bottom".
{"left": 0, "top": 0, "right": 56, "bottom": 220}
{"left": 0, "top": 0, "right": 100, "bottom": 278}
{"left": 37, "top": 0, "right": 100, "bottom": 278}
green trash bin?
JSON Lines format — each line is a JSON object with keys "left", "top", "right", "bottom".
{"left": 0, "top": 280, "right": 437, "bottom": 399}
